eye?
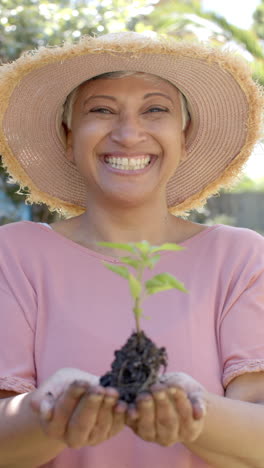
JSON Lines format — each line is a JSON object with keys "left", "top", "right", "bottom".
{"left": 146, "top": 107, "right": 169, "bottom": 113}
{"left": 90, "top": 107, "right": 113, "bottom": 114}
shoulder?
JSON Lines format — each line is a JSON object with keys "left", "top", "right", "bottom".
{"left": 209, "top": 223, "right": 263, "bottom": 241}
{"left": 213, "top": 225, "right": 264, "bottom": 287}
{"left": 185, "top": 224, "right": 264, "bottom": 267}
{"left": 191, "top": 225, "right": 264, "bottom": 287}
{"left": 0, "top": 220, "right": 36, "bottom": 238}
{"left": 206, "top": 224, "right": 264, "bottom": 255}
{"left": 0, "top": 221, "right": 51, "bottom": 258}
{"left": 0, "top": 221, "right": 52, "bottom": 300}
{"left": 0, "top": 220, "right": 36, "bottom": 243}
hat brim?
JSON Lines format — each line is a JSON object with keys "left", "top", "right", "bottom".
{"left": 0, "top": 32, "right": 263, "bottom": 217}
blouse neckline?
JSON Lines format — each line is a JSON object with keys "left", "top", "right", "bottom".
{"left": 22, "top": 221, "right": 222, "bottom": 263}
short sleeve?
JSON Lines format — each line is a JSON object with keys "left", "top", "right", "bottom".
{"left": 219, "top": 231, "right": 264, "bottom": 389}
{"left": 0, "top": 226, "right": 37, "bottom": 393}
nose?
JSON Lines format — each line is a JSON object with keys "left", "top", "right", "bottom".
{"left": 110, "top": 113, "right": 147, "bottom": 147}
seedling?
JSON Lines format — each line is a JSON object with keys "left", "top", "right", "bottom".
{"left": 98, "top": 240, "right": 188, "bottom": 403}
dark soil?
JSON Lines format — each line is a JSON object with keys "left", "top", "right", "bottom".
{"left": 100, "top": 331, "right": 168, "bottom": 404}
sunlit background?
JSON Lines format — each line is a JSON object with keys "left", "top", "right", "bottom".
{"left": 203, "top": 0, "right": 263, "bottom": 180}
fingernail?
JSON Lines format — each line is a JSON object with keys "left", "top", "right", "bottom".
{"left": 40, "top": 399, "right": 53, "bottom": 420}
{"left": 151, "top": 384, "right": 165, "bottom": 393}
{"left": 115, "top": 402, "right": 127, "bottom": 413}
{"left": 105, "top": 396, "right": 115, "bottom": 404}
{"left": 129, "top": 409, "right": 139, "bottom": 420}
{"left": 89, "top": 392, "right": 102, "bottom": 401}
{"left": 155, "top": 391, "right": 166, "bottom": 400}
{"left": 90, "top": 385, "right": 104, "bottom": 394}
{"left": 71, "top": 387, "right": 86, "bottom": 398}
{"left": 137, "top": 398, "right": 152, "bottom": 407}
{"left": 199, "top": 401, "right": 206, "bottom": 413}
{"left": 137, "top": 393, "right": 151, "bottom": 403}
{"left": 72, "top": 379, "right": 90, "bottom": 388}
{"left": 105, "top": 387, "right": 119, "bottom": 398}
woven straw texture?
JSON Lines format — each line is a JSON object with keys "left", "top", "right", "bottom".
{"left": 0, "top": 32, "right": 263, "bottom": 218}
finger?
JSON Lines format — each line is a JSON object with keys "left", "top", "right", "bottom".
{"left": 31, "top": 391, "right": 53, "bottom": 413}
{"left": 152, "top": 388, "right": 179, "bottom": 446}
{"left": 40, "top": 381, "right": 89, "bottom": 438}
{"left": 65, "top": 387, "right": 105, "bottom": 448}
{"left": 31, "top": 391, "right": 53, "bottom": 414}
{"left": 188, "top": 395, "right": 207, "bottom": 420}
{"left": 136, "top": 393, "right": 156, "bottom": 442}
{"left": 32, "top": 379, "right": 91, "bottom": 415}
{"left": 39, "top": 393, "right": 54, "bottom": 421}
{"left": 126, "top": 404, "right": 138, "bottom": 431}
{"left": 88, "top": 388, "right": 119, "bottom": 445}
{"left": 172, "top": 388, "right": 200, "bottom": 442}
{"left": 126, "top": 404, "right": 138, "bottom": 421}
{"left": 109, "top": 400, "right": 127, "bottom": 438}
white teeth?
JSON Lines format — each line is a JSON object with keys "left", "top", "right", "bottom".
{"left": 104, "top": 155, "right": 152, "bottom": 171}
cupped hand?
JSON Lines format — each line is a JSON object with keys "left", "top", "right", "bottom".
{"left": 30, "top": 368, "right": 127, "bottom": 448}
{"left": 126, "top": 372, "right": 207, "bottom": 447}
{"left": 159, "top": 372, "right": 207, "bottom": 420}
{"left": 30, "top": 367, "right": 100, "bottom": 414}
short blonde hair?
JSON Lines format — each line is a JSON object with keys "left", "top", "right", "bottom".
{"left": 62, "top": 71, "right": 190, "bottom": 131}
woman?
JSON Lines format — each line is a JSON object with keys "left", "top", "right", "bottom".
{"left": 0, "top": 31, "right": 264, "bottom": 468}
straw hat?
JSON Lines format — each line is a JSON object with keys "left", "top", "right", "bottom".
{"left": 0, "top": 31, "right": 263, "bottom": 218}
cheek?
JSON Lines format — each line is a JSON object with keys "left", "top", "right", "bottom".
{"left": 153, "top": 125, "right": 182, "bottom": 154}
{"left": 147, "top": 118, "right": 180, "bottom": 139}
{"left": 72, "top": 122, "right": 109, "bottom": 154}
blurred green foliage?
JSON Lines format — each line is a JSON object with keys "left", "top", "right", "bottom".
{"left": 0, "top": 0, "right": 156, "bottom": 61}
{"left": 253, "top": 0, "right": 264, "bottom": 39}
{"left": 147, "top": 0, "right": 264, "bottom": 86}
{"left": 228, "top": 175, "right": 264, "bottom": 193}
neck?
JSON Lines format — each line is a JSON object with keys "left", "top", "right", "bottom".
{"left": 74, "top": 198, "right": 183, "bottom": 257}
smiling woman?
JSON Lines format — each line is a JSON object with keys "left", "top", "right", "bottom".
{"left": 0, "top": 31, "right": 263, "bottom": 468}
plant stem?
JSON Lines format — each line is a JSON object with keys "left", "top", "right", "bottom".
{"left": 133, "top": 298, "right": 141, "bottom": 334}
{"left": 133, "top": 263, "right": 145, "bottom": 334}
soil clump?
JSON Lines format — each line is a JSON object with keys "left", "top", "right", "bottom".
{"left": 100, "top": 331, "right": 168, "bottom": 403}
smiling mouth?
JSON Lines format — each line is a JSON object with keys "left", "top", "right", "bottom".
{"left": 104, "top": 155, "right": 153, "bottom": 171}
{"left": 103, "top": 154, "right": 157, "bottom": 174}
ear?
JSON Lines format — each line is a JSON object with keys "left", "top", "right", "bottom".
{"left": 65, "top": 129, "right": 75, "bottom": 165}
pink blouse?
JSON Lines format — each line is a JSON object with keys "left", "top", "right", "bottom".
{"left": 1, "top": 220, "right": 264, "bottom": 468}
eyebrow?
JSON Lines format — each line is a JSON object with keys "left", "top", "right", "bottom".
{"left": 83, "top": 92, "right": 174, "bottom": 105}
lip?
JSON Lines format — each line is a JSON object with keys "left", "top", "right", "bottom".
{"left": 100, "top": 154, "right": 157, "bottom": 175}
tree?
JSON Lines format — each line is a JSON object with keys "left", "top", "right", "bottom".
{"left": 253, "top": 0, "right": 264, "bottom": 39}
{"left": 0, "top": 0, "right": 155, "bottom": 61}
{"left": 140, "top": 0, "right": 264, "bottom": 86}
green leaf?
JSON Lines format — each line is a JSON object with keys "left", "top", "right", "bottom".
{"left": 120, "top": 256, "right": 142, "bottom": 269}
{"left": 135, "top": 240, "right": 151, "bottom": 255}
{"left": 147, "top": 254, "right": 161, "bottom": 269}
{"left": 128, "top": 273, "right": 142, "bottom": 299}
{"left": 151, "top": 243, "right": 185, "bottom": 253}
{"left": 97, "top": 242, "right": 135, "bottom": 253}
{"left": 103, "top": 263, "right": 129, "bottom": 279}
{"left": 145, "top": 273, "right": 188, "bottom": 295}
